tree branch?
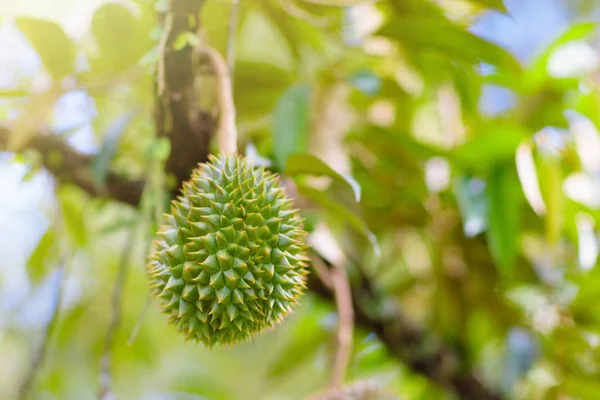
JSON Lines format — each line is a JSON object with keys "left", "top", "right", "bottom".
{"left": 0, "top": 126, "right": 144, "bottom": 206}
{"left": 99, "top": 223, "right": 138, "bottom": 399}
{"left": 156, "top": 0, "right": 214, "bottom": 195}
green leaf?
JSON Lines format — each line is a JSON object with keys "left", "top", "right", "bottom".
{"left": 272, "top": 84, "right": 311, "bottom": 168}
{"left": 266, "top": 302, "right": 331, "bottom": 379}
{"left": 58, "top": 187, "right": 88, "bottom": 247}
{"left": 234, "top": 61, "right": 294, "bottom": 118}
{"left": 377, "top": 17, "right": 521, "bottom": 73}
{"left": 91, "top": 4, "right": 152, "bottom": 73}
{"left": 572, "top": 91, "right": 600, "bottom": 130}
{"left": 486, "top": 166, "right": 522, "bottom": 271}
{"left": 286, "top": 153, "right": 361, "bottom": 202}
{"left": 389, "top": 0, "right": 448, "bottom": 17}
{"left": 27, "top": 229, "right": 57, "bottom": 284}
{"left": 352, "top": 126, "right": 447, "bottom": 160}
{"left": 96, "top": 218, "right": 137, "bottom": 235}
{"left": 173, "top": 32, "right": 201, "bottom": 51}
{"left": 152, "top": 136, "right": 172, "bottom": 162}
{"left": 537, "top": 154, "right": 564, "bottom": 247}
{"left": 562, "top": 377, "right": 600, "bottom": 399}
{"left": 451, "top": 124, "right": 528, "bottom": 170}
{"left": 267, "top": 332, "right": 327, "bottom": 378}
{"left": 297, "top": 182, "right": 380, "bottom": 256}
{"left": 201, "top": 0, "right": 250, "bottom": 57}
{"left": 91, "top": 113, "right": 135, "bottom": 191}
{"left": 16, "top": 18, "right": 75, "bottom": 79}
{"left": 256, "top": 0, "right": 302, "bottom": 64}
{"left": 470, "top": 0, "right": 507, "bottom": 12}
{"left": 526, "top": 22, "right": 598, "bottom": 90}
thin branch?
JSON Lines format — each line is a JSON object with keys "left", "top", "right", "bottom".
{"left": 98, "top": 224, "right": 138, "bottom": 400}
{"left": 127, "top": 207, "right": 158, "bottom": 346}
{"left": 309, "top": 253, "right": 354, "bottom": 388}
{"left": 127, "top": 295, "right": 152, "bottom": 346}
{"left": 227, "top": 0, "right": 240, "bottom": 79}
{"left": 17, "top": 260, "right": 68, "bottom": 400}
{"left": 157, "top": 13, "right": 174, "bottom": 96}
{"left": 309, "top": 252, "right": 334, "bottom": 289}
{"left": 330, "top": 262, "right": 354, "bottom": 388}
{"left": 0, "top": 126, "right": 145, "bottom": 207}
{"left": 196, "top": 45, "right": 237, "bottom": 155}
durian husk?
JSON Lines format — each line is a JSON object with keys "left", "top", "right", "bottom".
{"left": 147, "top": 154, "right": 309, "bottom": 346}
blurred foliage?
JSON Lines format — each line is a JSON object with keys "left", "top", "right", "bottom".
{"left": 2, "top": 0, "right": 600, "bottom": 399}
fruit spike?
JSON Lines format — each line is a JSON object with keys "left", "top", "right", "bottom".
{"left": 147, "top": 154, "right": 309, "bottom": 346}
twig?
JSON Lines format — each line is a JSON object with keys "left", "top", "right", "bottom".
{"left": 157, "top": 13, "right": 174, "bottom": 96}
{"left": 330, "top": 262, "right": 354, "bottom": 388}
{"left": 127, "top": 212, "right": 157, "bottom": 347}
{"left": 17, "top": 260, "right": 68, "bottom": 400}
{"left": 309, "top": 253, "right": 334, "bottom": 289}
{"left": 227, "top": 0, "right": 240, "bottom": 79}
{"left": 98, "top": 224, "right": 138, "bottom": 400}
{"left": 196, "top": 45, "right": 237, "bottom": 155}
{"left": 309, "top": 253, "right": 354, "bottom": 387}
{"left": 127, "top": 295, "right": 152, "bottom": 346}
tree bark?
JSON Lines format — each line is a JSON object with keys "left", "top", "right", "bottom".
{"left": 156, "top": 0, "right": 214, "bottom": 195}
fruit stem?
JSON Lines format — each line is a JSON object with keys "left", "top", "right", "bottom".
{"left": 196, "top": 45, "right": 238, "bottom": 155}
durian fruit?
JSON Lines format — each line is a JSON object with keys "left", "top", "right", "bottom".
{"left": 306, "top": 380, "right": 400, "bottom": 400}
{"left": 147, "top": 154, "right": 309, "bottom": 346}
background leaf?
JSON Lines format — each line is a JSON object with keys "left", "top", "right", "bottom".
{"left": 377, "top": 17, "right": 521, "bottom": 73}
{"left": 452, "top": 124, "right": 529, "bottom": 171}
{"left": 486, "top": 165, "right": 522, "bottom": 271}
{"left": 297, "top": 182, "right": 379, "bottom": 256}
{"left": 526, "top": 22, "right": 598, "bottom": 90}
{"left": 91, "top": 3, "right": 153, "bottom": 73}
{"left": 286, "top": 153, "right": 361, "bottom": 202}
{"left": 58, "top": 187, "right": 88, "bottom": 247}
{"left": 471, "top": 0, "right": 508, "bottom": 12}
{"left": 272, "top": 84, "right": 311, "bottom": 168}
{"left": 234, "top": 61, "right": 294, "bottom": 119}
{"left": 26, "top": 229, "right": 57, "bottom": 284}
{"left": 16, "top": 18, "right": 75, "bottom": 79}
{"left": 91, "top": 112, "right": 135, "bottom": 191}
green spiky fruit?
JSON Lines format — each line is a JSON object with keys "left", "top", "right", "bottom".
{"left": 147, "top": 154, "right": 309, "bottom": 346}
{"left": 307, "top": 380, "right": 399, "bottom": 400}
